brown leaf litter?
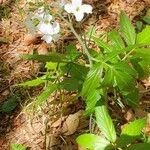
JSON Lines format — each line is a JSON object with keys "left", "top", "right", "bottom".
{"left": 0, "top": 0, "right": 150, "bottom": 150}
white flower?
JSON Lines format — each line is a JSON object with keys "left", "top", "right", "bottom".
{"left": 64, "top": 0, "right": 92, "bottom": 22}
{"left": 33, "top": 7, "right": 53, "bottom": 23}
{"left": 38, "top": 22, "right": 60, "bottom": 43}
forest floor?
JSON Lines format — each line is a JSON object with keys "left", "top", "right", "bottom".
{"left": 0, "top": 0, "right": 150, "bottom": 150}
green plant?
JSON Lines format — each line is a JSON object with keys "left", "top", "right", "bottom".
{"left": 77, "top": 117, "right": 149, "bottom": 150}
{"left": 10, "top": 143, "right": 27, "bottom": 150}
{"left": 19, "top": 3, "right": 150, "bottom": 149}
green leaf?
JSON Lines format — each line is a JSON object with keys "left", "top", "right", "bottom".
{"left": 81, "top": 64, "right": 101, "bottom": 98}
{"left": 122, "top": 88, "right": 139, "bottom": 107}
{"left": 136, "top": 21, "right": 143, "bottom": 31}
{"left": 0, "top": 96, "right": 18, "bottom": 112}
{"left": 135, "top": 48, "right": 150, "bottom": 63}
{"left": 45, "top": 62, "right": 58, "bottom": 70}
{"left": 33, "top": 84, "right": 58, "bottom": 108}
{"left": 85, "top": 90, "right": 101, "bottom": 115}
{"left": 66, "top": 44, "right": 81, "bottom": 61}
{"left": 95, "top": 104, "right": 117, "bottom": 143}
{"left": 143, "top": 16, "right": 150, "bottom": 25}
{"left": 117, "top": 118, "right": 147, "bottom": 147}
{"left": 103, "top": 62, "right": 136, "bottom": 91}
{"left": 120, "top": 11, "right": 136, "bottom": 45}
{"left": 18, "top": 78, "right": 45, "bottom": 87}
{"left": 125, "top": 143, "right": 150, "bottom": 150}
{"left": 101, "top": 69, "right": 114, "bottom": 87}
{"left": 136, "top": 26, "right": 150, "bottom": 44}
{"left": 60, "top": 78, "right": 81, "bottom": 91}
{"left": 10, "top": 143, "right": 27, "bottom": 150}
{"left": 76, "top": 134, "right": 112, "bottom": 150}
{"left": 21, "top": 53, "right": 68, "bottom": 63}
{"left": 61, "top": 63, "right": 89, "bottom": 81}
{"left": 92, "top": 36, "right": 113, "bottom": 53}
{"left": 108, "top": 30, "right": 125, "bottom": 51}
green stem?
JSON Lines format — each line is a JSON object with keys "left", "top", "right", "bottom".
{"left": 59, "top": 14, "right": 98, "bottom": 67}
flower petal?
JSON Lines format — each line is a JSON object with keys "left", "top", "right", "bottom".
{"left": 42, "top": 34, "right": 52, "bottom": 43}
{"left": 74, "top": 12, "right": 84, "bottom": 22}
{"left": 43, "top": 14, "right": 53, "bottom": 22}
{"left": 72, "top": 0, "right": 82, "bottom": 6}
{"left": 81, "top": 4, "right": 92, "bottom": 14}
{"left": 64, "top": 4, "right": 73, "bottom": 13}
{"left": 52, "top": 22, "right": 60, "bottom": 34}
{"left": 37, "top": 22, "right": 53, "bottom": 34}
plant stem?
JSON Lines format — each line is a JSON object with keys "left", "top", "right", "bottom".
{"left": 59, "top": 14, "right": 98, "bottom": 67}
{"left": 122, "top": 49, "right": 135, "bottom": 60}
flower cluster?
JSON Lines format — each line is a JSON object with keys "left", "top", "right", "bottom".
{"left": 64, "top": 0, "right": 92, "bottom": 22}
{"left": 27, "top": 0, "right": 92, "bottom": 43}
{"left": 32, "top": 7, "right": 60, "bottom": 43}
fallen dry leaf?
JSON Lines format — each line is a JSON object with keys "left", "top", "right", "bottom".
{"left": 62, "top": 110, "right": 83, "bottom": 136}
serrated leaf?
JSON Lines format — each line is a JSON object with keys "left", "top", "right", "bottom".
{"left": 66, "top": 44, "right": 80, "bottom": 61}
{"left": 122, "top": 88, "right": 139, "bottom": 107}
{"left": 125, "top": 143, "right": 150, "bottom": 150}
{"left": 92, "top": 36, "right": 113, "bottom": 53}
{"left": 95, "top": 105, "right": 117, "bottom": 142}
{"left": 117, "top": 118, "right": 146, "bottom": 147}
{"left": 81, "top": 64, "right": 101, "bottom": 98}
{"left": 85, "top": 90, "right": 101, "bottom": 115}
{"left": 136, "top": 26, "right": 150, "bottom": 44}
{"left": 101, "top": 69, "right": 114, "bottom": 87}
{"left": 120, "top": 11, "right": 136, "bottom": 45}
{"left": 21, "top": 53, "right": 68, "bottom": 63}
{"left": 11, "top": 143, "right": 27, "bottom": 150}
{"left": 60, "top": 78, "right": 81, "bottom": 91}
{"left": 135, "top": 48, "right": 150, "bottom": 63}
{"left": 61, "top": 63, "right": 89, "bottom": 81}
{"left": 33, "top": 84, "right": 57, "bottom": 108}
{"left": 18, "top": 78, "right": 45, "bottom": 87}
{"left": 0, "top": 96, "right": 18, "bottom": 112}
{"left": 76, "top": 134, "right": 112, "bottom": 150}
{"left": 108, "top": 30, "right": 125, "bottom": 51}
{"left": 103, "top": 62, "right": 136, "bottom": 91}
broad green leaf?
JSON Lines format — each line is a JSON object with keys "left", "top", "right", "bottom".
{"left": 120, "top": 11, "right": 136, "bottom": 45}
{"left": 11, "top": 143, "right": 27, "bottom": 150}
{"left": 108, "top": 30, "right": 125, "bottom": 51}
{"left": 85, "top": 90, "right": 101, "bottom": 115}
{"left": 92, "top": 36, "right": 113, "bottom": 53}
{"left": 95, "top": 105, "right": 117, "bottom": 142}
{"left": 143, "top": 16, "right": 150, "bottom": 24}
{"left": 0, "top": 96, "right": 18, "bottom": 112}
{"left": 76, "top": 134, "right": 112, "bottom": 150}
{"left": 130, "top": 57, "right": 148, "bottom": 78}
{"left": 117, "top": 118, "right": 146, "bottom": 147}
{"left": 121, "top": 118, "right": 146, "bottom": 136}
{"left": 81, "top": 63, "right": 101, "bottom": 98}
{"left": 125, "top": 143, "right": 150, "bottom": 150}
{"left": 122, "top": 88, "right": 139, "bottom": 107}
{"left": 101, "top": 69, "right": 114, "bottom": 87}
{"left": 66, "top": 44, "right": 80, "bottom": 61}
{"left": 45, "top": 62, "right": 57, "bottom": 70}
{"left": 61, "top": 63, "right": 89, "bottom": 81}
{"left": 104, "top": 45, "right": 136, "bottom": 62}
{"left": 60, "top": 78, "right": 81, "bottom": 91}
{"left": 18, "top": 78, "right": 45, "bottom": 87}
{"left": 21, "top": 53, "right": 68, "bottom": 63}
{"left": 34, "top": 84, "right": 58, "bottom": 108}
{"left": 136, "top": 26, "right": 150, "bottom": 44}
{"left": 135, "top": 48, "right": 150, "bottom": 63}
{"left": 103, "top": 62, "right": 136, "bottom": 91}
